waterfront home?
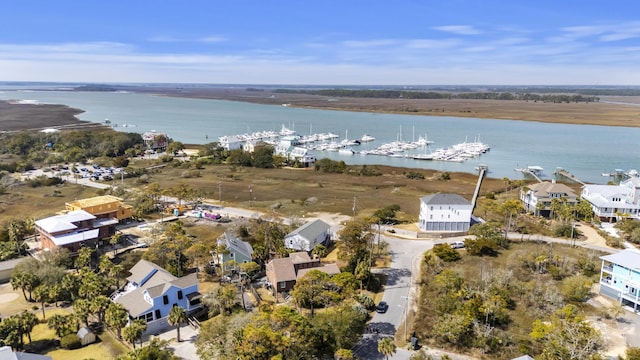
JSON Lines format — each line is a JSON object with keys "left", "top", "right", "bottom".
{"left": 581, "top": 178, "right": 640, "bottom": 222}
{"left": 0, "top": 346, "right": 52, "bottom": 360}
{"left": 216, "top": 232, "right": 254, "bottom": 272}
{"left": 218, "top": 135, "right": 243, "bottom": 151}
{"left": 266, "top": 252, "right": 339, "bottom": 298}
{"left": 520, "top": 181, "right": 578, "bottom": 217}
{"left": 142, "top": 131, "right": 169, "bottom": 151}
{"left": 418, "top": 193, "right": 472, "bottom": 232}
{"left": 599, "top": 250, "right": 640, "bottom": 312}
{"left": 112, "top": 260, "right": 201, "bottom": 336}
{"left": 284, "top": 219, "right": 331, "bottom": 252}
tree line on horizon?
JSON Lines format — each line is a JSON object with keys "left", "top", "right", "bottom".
{"left": 274, "top": 88, "right": 600, "bottom": 103}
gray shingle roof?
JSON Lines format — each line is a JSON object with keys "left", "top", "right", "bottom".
{"left": 286, "top": 219, "right": 330, "bottom": 241}
{"left": 219, "top": 232, "right": 253, "bottom": 259}
{"left": 528, "top": 182, "right": 577, "bottom": 199}
{"left": 421, "top": 193, "right": 470, "bottom": 205}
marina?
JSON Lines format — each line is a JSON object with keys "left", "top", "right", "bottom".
{"left": 1, "top": 89, "right": 638, "bottom": 184}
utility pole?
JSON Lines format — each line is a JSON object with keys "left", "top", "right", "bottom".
{"left": 249, "top": 185, "right": 253, "bottom": 207}
{"left": 352, "top": 197, "right": 356, "bottom": 217}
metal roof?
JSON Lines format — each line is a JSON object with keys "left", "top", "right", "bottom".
{"left": 421, "top": 193, "right": 471, "bottom": 206}
{"left": 35, "top": 210, "right": 96, "bottom": 233}
{"left": 50, "top": 229, "right": 99, "bottom": 246}
{"left": 601, "top": 249, "right": 640, "bottom": 270}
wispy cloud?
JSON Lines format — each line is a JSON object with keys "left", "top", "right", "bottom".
{"left": 341, "top": 39, "right": 397, "bottom": 48}
{"left": 148, "top": 35, "right": 227, "bottom": 43}
{"left": 432, "top": 25, "right": 481, "bottom": 35}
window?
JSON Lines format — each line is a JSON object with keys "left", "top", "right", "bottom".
{"left": 139, "top": 312, "right": 153, "bottom": 323}
{"left": 279, "top": 282, "right": 286, "bottom": 289}
{"left": 178, "top": 290, "right": 183, "bottom": 300}
{"left": 229, "top": 253, "right": 234, "bottom": 258}
{"left": 163, "top": 295, "right": 168, "bottom": 305}
{"left": 155, "top": 309, "right": 161, "bottom": 319}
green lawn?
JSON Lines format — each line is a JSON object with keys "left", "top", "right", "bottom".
{"left": 25, "top": 308, "right": 129, "bottom": 360}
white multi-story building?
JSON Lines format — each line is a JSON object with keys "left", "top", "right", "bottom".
{"left": 418, "top": 193, "right": 472, "bottom": 232}
{"left": 581, "top": 178, "right": 640, "bottom": 222}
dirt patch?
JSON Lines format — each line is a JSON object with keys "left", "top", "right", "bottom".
{"left": 0, "top": 292, "right": 19, "bottom": 303}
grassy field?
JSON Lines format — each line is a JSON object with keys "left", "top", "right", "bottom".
{"left": 126, "top": 160, "right": 507, "bottom": 219}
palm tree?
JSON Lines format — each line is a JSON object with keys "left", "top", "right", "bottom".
{"left": 33, "top": 285, "right": 50, "bottom": 319}
{"left": 19, "top": 311, "right": 39, "bottom": 345}
{"left": 105, "top": 303, "right": 129, "bottom": 340}
{"left": 377, "top": 337, "right": 397, "bottom": 360}
{"left": 123, "top": 319, "right": 147, "bottom": 349}
{"left": 47, "top": 313, "right": 73, "bottom": 338}
{"left": 168, "top": 306, "right": 187, "bottom": 342}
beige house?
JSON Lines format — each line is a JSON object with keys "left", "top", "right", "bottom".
{"left": 520, "top": 181, "right": 578, "bottom": 217}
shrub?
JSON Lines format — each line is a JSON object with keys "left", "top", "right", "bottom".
{"left": 61, "top": 334, "right": 81, "bottom": 349}
{"left": 432, "top": 244, "right": 461, "bottom": 262}
{"left": 356, "top": 293, "right": 375, "bottom": 310}
{"left": 438, "top": 172, "right": 451, "bottom": 181}
{"left": 405, "top": 171, "right": 425, "bottom": 180}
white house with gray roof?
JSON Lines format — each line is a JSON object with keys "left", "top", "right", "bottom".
{"left": 582, "top": 178, "right": 640, "bottom": 222}
{"left": 284, "top": 219, "right": 331, "bottom": 252}
{"left": 111, "top": 259, "right": 201, "bottom": 336}
{"left": 419, "top": 193, "right": 472, "bottom": 232}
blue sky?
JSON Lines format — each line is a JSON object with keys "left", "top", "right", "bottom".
{"left": 1, "top": 1, "right": 640, "bottom": 85}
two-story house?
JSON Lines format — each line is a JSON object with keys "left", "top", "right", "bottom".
{"left": 582, "top": 179, "right": 640, "bottom": 222}
{"left": 65, "top": 195, "right": 133, "bottom": 239}
{"left": 266, "top": 252, "right": 339, "bottom": 299}
{"left": 418, "top": 193, "right": 472, "bottom": 232}
{"left": 520, "top": 181, "right": 578, "bottom": 217}
{"left": 284, "top": 219, "right": 331, "bottom": 252}
{"left": 216, "top": 232, "right": 254, "bottom": 272}
{"left": 599, "top": 250, "right": 640, "bottom": 312}
{"left": 112, "top": 260, "right": 201, "bottom": 336}
{"left": 35, "top": 210, "right": 100, "bottom": 252}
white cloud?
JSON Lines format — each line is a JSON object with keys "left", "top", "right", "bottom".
{"left": 432, "top": 25, "right": 481, "bottom": 35}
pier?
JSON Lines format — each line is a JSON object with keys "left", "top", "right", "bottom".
{"left": 515, "top": 166, "right": 544, "bottom": 183}
{"left": 553, "top": 167, "right": 586, "bottom": 185}
{"left": 471, "top": 167, "right": 487, "bottom": 211}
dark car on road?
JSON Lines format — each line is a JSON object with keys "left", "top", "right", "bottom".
{"left": 376, "top": 301, "right": 389, "bottom": 313}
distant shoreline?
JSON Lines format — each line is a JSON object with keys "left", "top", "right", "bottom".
{"left": 139, "top": 87, "right": 640, "bottom": 128}
{"left": 2, "top": 88, "right": 640, "bottom": 132}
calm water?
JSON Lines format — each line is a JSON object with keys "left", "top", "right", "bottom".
{"left": 0, "top": 90, "right": 637, "bottom": 184}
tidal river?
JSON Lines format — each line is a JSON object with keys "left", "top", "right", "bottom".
{"left": 0, "top": 89, "right": 637, "bottom": 184}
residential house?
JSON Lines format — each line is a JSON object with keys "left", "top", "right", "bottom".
{"left": 35, "top": 210, "right": 100, "bottom": 252}
{"left": 112, "top": 260, "right": 201, "bottom": 336}
{"left": 66, "top": 195, "right": 133, "bottom": 221}
{"left": 581, "top": 178, "right": 640, "bottom": 222}
{"left": 142, "top": 131, "right": 169, "bottom": 151}
{"left": 0, "top": 257, "right": 27, "bottom": 283}
{"left": 266, "top": 252, "right": 340, "bottom": 297}
{"left": 284, "top": 219, "right": 331, "bottom": 252}
{"left": 0, "top": 346, "right": 52, "bottom": 360}
{"left": 418, "top": 193, "right": 472, "bottom": 232}
{"left": 35, "top": 195, "right": 133, "bottom": 252}
{"left": 599, "top": 250, "right": 640, "bottom": 312}
{"left": 274, "top": 136, "right": 316, "bottom": 167}
{"left": 520, "top": 181, "right": 578, "bottom": 217}
{"left": 216, "top": 232, "right": 254, "bottom": 272}
{"left": 218, "top": 135, "right": 243, "bottom": 151}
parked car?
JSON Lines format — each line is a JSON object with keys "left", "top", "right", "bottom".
{"left": 451, "top": 241, "right": 465, "bottom": 249}
{"left": 376, "top": 301, "right": 389, "bottom": 313}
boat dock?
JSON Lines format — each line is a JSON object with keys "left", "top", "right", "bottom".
{"left": 553, "top": 167, "right": 586, "bottom": 185}
{"left": 471, "top": 167, "right": 487, "bottom": 211}
{"left": 515, "top": 165, "right": 544, "bottom": 183}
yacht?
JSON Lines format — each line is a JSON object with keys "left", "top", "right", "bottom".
{"left": 361, "top": 134, "right": 376, "bottom": 142}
